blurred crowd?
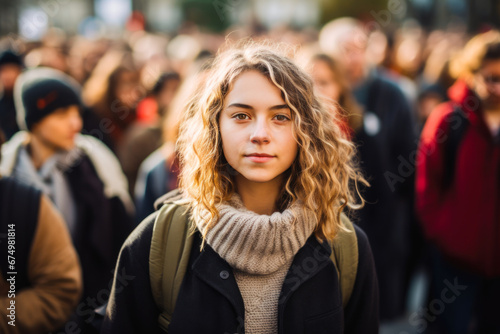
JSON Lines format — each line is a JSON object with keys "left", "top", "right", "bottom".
{"left": 0, "top": 14, "right": 499, "bottom": 334}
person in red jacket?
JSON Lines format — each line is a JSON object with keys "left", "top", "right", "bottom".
{"left": 416, "top": 30, "right": 500, "bottom": 334}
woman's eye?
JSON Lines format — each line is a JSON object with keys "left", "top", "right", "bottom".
{"left": 274, "top": 114, "right": 290, "bottom": 121}
{"left": 233, "top": 114, "right": 249, "bottom": 120}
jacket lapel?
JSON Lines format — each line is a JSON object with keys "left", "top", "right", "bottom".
{"left": 277, "top": 235, "right": 333, "bottom": 333}
{"left": 192, "top": 244, "right": 245, "bottom": 318}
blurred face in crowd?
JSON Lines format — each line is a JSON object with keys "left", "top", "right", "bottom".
{"left": 475, "top": 59, "right": 500, "bottom": 109}
{"left": 310, "top": 59, "right": 341, "bottom": 102}
{"left": 157, "top": 77, "right": 180, "bottom": 112}
{"left": 115, "top": 70, "right": 141, "bottom": 109}
{"left": 334, "top": 29, "right": 368, "bottom": 88}
{"left": 219, "top": 70, "right": 298, "bottom": 188}
{"left": 43, "top": 47, "right": 68, "bottom": 73}
{"left": 30, "top": 105, "right": 83, "bottom": 154}
{"left": 0, "top": 64, "right": 22, "bottom": 93}
{"left": 418, "top": 93, "right": 445, "bottom": 123}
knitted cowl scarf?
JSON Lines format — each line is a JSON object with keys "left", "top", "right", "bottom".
{"left": 194, "top": 193, "right": 318, "bottom": 275}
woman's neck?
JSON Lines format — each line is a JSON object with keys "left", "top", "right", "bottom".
{"left": 234, "top": 175, "right": 283, "bottom": 215}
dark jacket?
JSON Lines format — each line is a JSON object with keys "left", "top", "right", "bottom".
{"left": 102, "top": 212, "right": 379, "bottom": 334}
{"left": 64, "top": 154, "right": 134, "bottom": 300}
{"left": 353, "top": 74, "right": 418, "bottom": 319}
{"left": 135, "top": 157, "right": 178, "bottom": 224}
{"left": 0, "top": 177, "right": 82, "bottom": 333}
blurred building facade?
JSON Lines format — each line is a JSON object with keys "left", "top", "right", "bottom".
{"left": 0, "top": 0, "right": 498, "bottom": 39}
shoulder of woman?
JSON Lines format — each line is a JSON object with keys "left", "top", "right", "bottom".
{"left": 123, "top": 211, "right": 158, "bottom": 252}
{"left": 352, "top": 224, "right": 371, "bottom": 255}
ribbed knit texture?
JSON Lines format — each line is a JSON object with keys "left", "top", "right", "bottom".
{"left": 233, "top": 261, "right": 292, "bottom": 334}
{"left": 194, "top": 193, "right": 317, "bottom": 333}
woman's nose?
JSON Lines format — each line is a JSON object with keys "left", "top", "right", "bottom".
{"left": 250, "top": 120, "right": 270, "bottom": 144}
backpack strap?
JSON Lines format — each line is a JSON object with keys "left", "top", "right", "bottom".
{"left": 149, "top": 199, "right": 193, "bottom": 333}
{"left": 329, "top": 213, "right": 359, "bottom": 308}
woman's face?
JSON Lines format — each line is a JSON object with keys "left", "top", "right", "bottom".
{"left": 310, "top": 59, "right": 341, "bottom": 103}
{"left": 219, "top": 70, "right": 298, "bottom": 187}
{"left": 115, "top": 71, "right": 141, "bottom": 108}
{"left": 157, "top": 78, "right": 180, "bottom": 111}
{"left": 475, "top": 59, "right": 500, "bottom": 108}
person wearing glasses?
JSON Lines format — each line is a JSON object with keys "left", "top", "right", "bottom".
{"left": 416, "top": 30, "right": 500, "bottom": 334}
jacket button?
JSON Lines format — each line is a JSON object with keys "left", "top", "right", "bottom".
{"left": 220, "top": 270, "right": 230, "bottom": 279}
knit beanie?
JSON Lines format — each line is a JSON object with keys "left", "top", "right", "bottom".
{"left": 14, "top": 67, "right": 82, "bottom": 131}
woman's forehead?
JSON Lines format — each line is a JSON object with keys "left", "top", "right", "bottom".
{"left": 224, "top": 70, "right": 287, "bottom": 107}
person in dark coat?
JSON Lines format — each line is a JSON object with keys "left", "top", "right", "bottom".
{"left": 319, "top": 17, "right": 418, "bottom": 320}
{"left": 103, "top": 44, "right": 379, "bottom": 333}
{"left": 0, "top": 67, "right": 135, "bottom": 330}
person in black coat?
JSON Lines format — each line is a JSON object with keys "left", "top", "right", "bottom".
{"left": 103, "top": 43, "right": 378, "bottom": 334}
{"left": 319, "top": 18, "right": 418, "bottom": 320}
{"left": 102, "top": 210, "right": 378, "bottom": 334}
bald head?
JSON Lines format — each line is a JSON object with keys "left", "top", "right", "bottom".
{"left": 319, "top": 18, "right": 369, "bottom": 87}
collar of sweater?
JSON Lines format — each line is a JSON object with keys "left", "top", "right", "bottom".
{"left": 195, "top": 193, "right": 318, "bottom": 275}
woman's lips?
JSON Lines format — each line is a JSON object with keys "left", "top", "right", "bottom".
{"left": 245, "top": 154, "right": 275, "bottom": 163}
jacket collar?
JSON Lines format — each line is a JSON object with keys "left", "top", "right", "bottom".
{"left": 190, "top": 232, "right": 333, "bottom": 325}
{"left": 0, "top": 131, "right": 26, "bottom": 176}
{"left": 278, "top": 235, "right": 333, "bottom": 333}
{"left": 278, "top": 235, "right": 332, "bottom": 306}
{"left": 0, "top": 131, "right": 133, "bottom": 213}
{"left": 191, "top": 243, "right": 246, "bottom": 318}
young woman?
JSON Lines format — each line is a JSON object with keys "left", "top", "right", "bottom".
{"left": 308, "top": 53, "right": 363, "bottom": 138}
{"left": 417, "top": 30, "right": 500, "bottom": 334}
{"left": 102, "top": 43, "right": 379, "bottom": 334}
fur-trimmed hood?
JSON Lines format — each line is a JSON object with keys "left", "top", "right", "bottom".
{"left": 0, "top": 131, "right": 134, "bottom": 214}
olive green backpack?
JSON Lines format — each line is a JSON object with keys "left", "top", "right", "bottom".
{"left": 149, "top": 193, "right": 359, "bottom": 332}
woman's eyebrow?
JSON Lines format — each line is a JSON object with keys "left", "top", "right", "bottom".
{"left": 269, "top": 104, "right": 290, "bottom": 111}
{"left": 226, "top": 103, "right": 289, "bottom": 111}
{"left": 226, "top": 103, "right": 253, "bottom": 110}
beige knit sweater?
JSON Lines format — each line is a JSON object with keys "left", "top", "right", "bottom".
{"left": 195, "top": 194, "right": 317, "bottom": 333}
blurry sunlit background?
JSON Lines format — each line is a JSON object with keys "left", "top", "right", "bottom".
{"left": 1, "top": 0, "right": 499, "bottom": 333}
{"left": 0, "top": 0, "right": 498, "bottom": 38}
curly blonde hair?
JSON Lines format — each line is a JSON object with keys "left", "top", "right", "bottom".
{"left": 177, "top": 42, "right": 367, "bottom": 242}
